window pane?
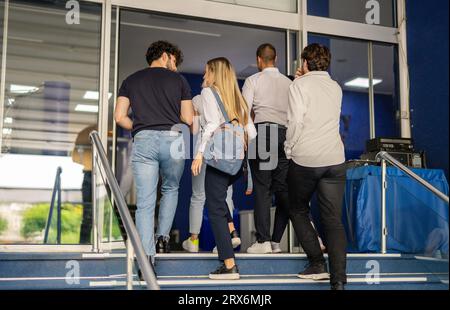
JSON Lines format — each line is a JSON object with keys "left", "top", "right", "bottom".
{"left": 373, "top": 43, "right": 400, "bottom": 138}
{"left": 308, "top": 0, "right": 397, "bottom": 27}
{"left": 206, "top": 0, "right": 297, "bottom": 13}
{"left": 0, "top": 0, "right": 102, "bottom": 244}
{"left": 308, "top": 34, "right": 370, "bottom": 160}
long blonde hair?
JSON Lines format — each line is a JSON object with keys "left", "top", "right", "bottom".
{"left": 206, "top": 57, "right": 249, "bottom": 126}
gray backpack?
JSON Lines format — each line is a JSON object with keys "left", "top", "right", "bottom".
{"left": 203, "top": 88, "right": 245, "bottom": 175}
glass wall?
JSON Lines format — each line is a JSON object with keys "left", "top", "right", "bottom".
{"left": 206, "top": 0, "right": 297, "bottom": 13}
{"left": 373, "top": 42, "right": 400, "bottom": 137}
{"left": 0, "top": 0, "right": 102, "bottom": 244}
{"left": 308, "top": 34, "right": 370, "bottom": 160}
{"left": 308, "top": 0, "right": 397, "bottom": 27}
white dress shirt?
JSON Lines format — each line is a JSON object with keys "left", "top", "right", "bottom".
{"left": 285, "top": 71, "right": 345, "bottom": 168}
{"left": 195, "top": 87, "right": 257, "bottom": 154}
{"left": 242, "top": 67, "right": 292, "bottom": 126}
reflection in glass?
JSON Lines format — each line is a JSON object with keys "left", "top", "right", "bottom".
{"left": 308, "top": 34, "right": 370, "bottom": 160}
{"left": 308, "top": 0, "right": 396, "bottom": 27}
{"left": 206, "top": 0, "right": 297, "bottom": 13}
{"left": 373, "top": 43, "right": 400, "bottom": 138}
{"left": 0, "top": 0, "right": 102, "bottom": 244}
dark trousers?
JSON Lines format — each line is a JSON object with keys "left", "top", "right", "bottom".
{"left": 249, "top": 124, "right": 290, "bottom": 243}
{"left": 79, "top": 171, "right": 92, "bottom": 244}
{"left": 205, "top": 165, "right": 243, "bottom": 261}
{"left": 287, "top": 161, "right": 347, "bottom": 284}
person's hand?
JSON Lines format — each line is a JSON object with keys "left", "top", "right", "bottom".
{"left": 295, "top": 67, "right": 305, "bottom": 79}
{"left": 191, "top": 152, "right": 204, "bottom": 176}
{"left": 245, "top": 189, "right": 253, "bottom": 196}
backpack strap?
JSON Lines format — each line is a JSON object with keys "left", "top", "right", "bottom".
{"left": 209, "top": 87, "right": 231, "bottom": 123}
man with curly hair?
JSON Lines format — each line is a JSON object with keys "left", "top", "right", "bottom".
{"left": 115, "top": 41, "right": 194, "bottom": 268}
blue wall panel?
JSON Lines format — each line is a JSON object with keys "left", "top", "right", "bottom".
{"left": 406, "top": 0, "right": 449, "bottom": 178}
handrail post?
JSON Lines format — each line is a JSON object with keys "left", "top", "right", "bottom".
{"left": 381, "top": 159, "right": 388, "bottom": 254}
{"left": 44, "top": 167, "right": 62, "bottom": 244}
{"left": 56, "top": 169, "right": 62, "bottom": 244}
{"left": 126, "top": 238, "right": 134, "bottom": 290}
{"left": 92, "top": 148, "right": 99, "bottom": 253}
{"left": 89, "top": 131, "right": 160, "bottom": 290}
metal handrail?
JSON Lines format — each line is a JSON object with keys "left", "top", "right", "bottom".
{"left": 44, "top": 167, "right": 62, "bottom": 244}
{"left": 377, "top": 151, "right": 449, "bottom": 204}
{"left": 376, "top": 151, "right": 449, "bottom": 254}
{"left": 89, "top": 131, "right": 159, "bottom": 290}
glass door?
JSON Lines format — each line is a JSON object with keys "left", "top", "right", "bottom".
{"left": 111, "top": 8, "right": 293, "bottom": 253}
{"left": 0, "top": 0, "right": 102, "bottom": 245}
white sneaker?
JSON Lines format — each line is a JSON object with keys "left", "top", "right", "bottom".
{"left": 212, "top": 236, "right": 241, "bottom": 253}
{"left": 246, "top": 241, "right": 272, "bottom": 254}
{"left": 182, "top": 238, "right": 199, "bottom": 253}
{"left": 271, "top": 242, "right": 282, "bottom": 254}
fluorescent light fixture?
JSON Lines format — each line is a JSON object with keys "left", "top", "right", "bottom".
{"left": 83, "top": 91, "right": 113, "bottom": 100}
{"left": 121, "top": 22, "right": 222, "bottom": 38}
{"left": 10, "top": 84, "right": 39, "bottom": 94}
{"left": 75, "top": 104, "right": 99, "bottom": 113}
{"left": 345, "top": 78, "right": 382, "bottom": 89}
{"left": 2, "top": 128, "right": 12, "bottom": 135}
{"left": 4, "top": 117, "right": 13, "bottom": 124}
{"left": 7, "top": 98, "right": 15, "bottom": 106}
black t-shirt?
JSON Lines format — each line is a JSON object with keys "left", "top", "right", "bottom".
{"left": 118, "top": 67, "right": 192, "bottom": 136}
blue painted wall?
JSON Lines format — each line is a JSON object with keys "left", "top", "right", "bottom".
{"left": 406, "top": 0, "right": 449, "bottom": 178}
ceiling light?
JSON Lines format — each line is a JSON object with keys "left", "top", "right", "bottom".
{"left": 121, "top": 22, "right": 222, "bottom": 38}
{"left": 345, "top": 78, "right": 382, "bottom": 89}
{"left": 10, "top": 84, "right": 39, "bottom": 94}
{"left": 4, "top": 117, "right": 13, "bottom": 124}
{"left": 83, "top": 91, "right": 113, "bottom": 100}
{"left": 2, "top": 128, "right": 12, "bottom": 135}
{"left": 75, "top": 104, "right": 99, "bottom": 113}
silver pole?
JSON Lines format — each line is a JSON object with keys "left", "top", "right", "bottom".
{"left": 0, "top": 0, "right": 10, "bottom": 155}
{"left": 368, "top": 41, "right": 376, "bottom": 139}
{"left": 90, "top": 131, "right": 159, "bottom": 290}
{"left": 126, "top": 238, "right": 134, "bottom": 290}
{"left": 381, "top": 159, "right": 388, "bottom": 254}
{"left": 91, "top": 149, "right": 99, "bottom": 253}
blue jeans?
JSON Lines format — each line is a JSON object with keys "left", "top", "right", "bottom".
{"left": 132, "top": 130, "right": 186, "bottom": 257}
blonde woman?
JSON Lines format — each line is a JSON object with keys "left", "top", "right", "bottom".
{"left": 192, "top": 57, "right": 256, "bottom": 280}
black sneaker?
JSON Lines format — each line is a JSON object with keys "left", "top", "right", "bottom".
{"left": 331, "top": 282, "right": 345, "bottom": 290}
{"left": 156, "top": 236, "right": 170, "bottom": 254}
{"left": 297, "top": 263, "right": 330, "bottom": 281}
{"left": 209, "top": 264, "right": 240, "bottom": 280}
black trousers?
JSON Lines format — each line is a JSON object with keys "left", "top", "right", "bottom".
{"left": 287, "top": 161, "right": 347, "bottom": 284}
{"left": 249, "top": 123, "right": 290, "bottom": 243}
{"left": 79, "top": 171, "right": 92, "bottom": 244}
{"left": 205, "top": 164, "right": 243, "bottom": 261}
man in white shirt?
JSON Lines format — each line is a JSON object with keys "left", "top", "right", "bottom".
{"left": 285, "top": 44, "right": 347, "bottom": 290}
{"left": 243, "top": 44, "right": 292, "bottom": 254}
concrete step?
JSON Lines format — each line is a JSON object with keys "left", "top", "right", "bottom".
{"left": 0, "top": 252, "right": 447, "bottom": 290}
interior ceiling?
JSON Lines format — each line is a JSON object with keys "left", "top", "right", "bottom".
{"left": 118, "top": 11, "right": 287, "bottom": 82}
{"left": 1, "top": 2, "right": 396, "bottom": 156}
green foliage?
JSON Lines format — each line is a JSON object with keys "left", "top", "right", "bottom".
{"left": 21, "top": 201, "right": 123, "bottom": 243}
{"left": 21, "top": 203, "right": 83, "bottom": 243}
{"left": 0, "top": 216, "right": 7, "bottom": 234}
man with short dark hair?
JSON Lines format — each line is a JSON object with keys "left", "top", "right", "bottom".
{"left": 243, "top": 43, "right": 292, "bottom": 254}
{"left": 115, "top": 40, "right": 194, "bottom": 266}
{"left": 286, "top": 43, "right": 347, "bottom": 290}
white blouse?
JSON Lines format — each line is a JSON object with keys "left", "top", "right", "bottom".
{"left": 195, "top": 87, "right": 257, "bottom": 154}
